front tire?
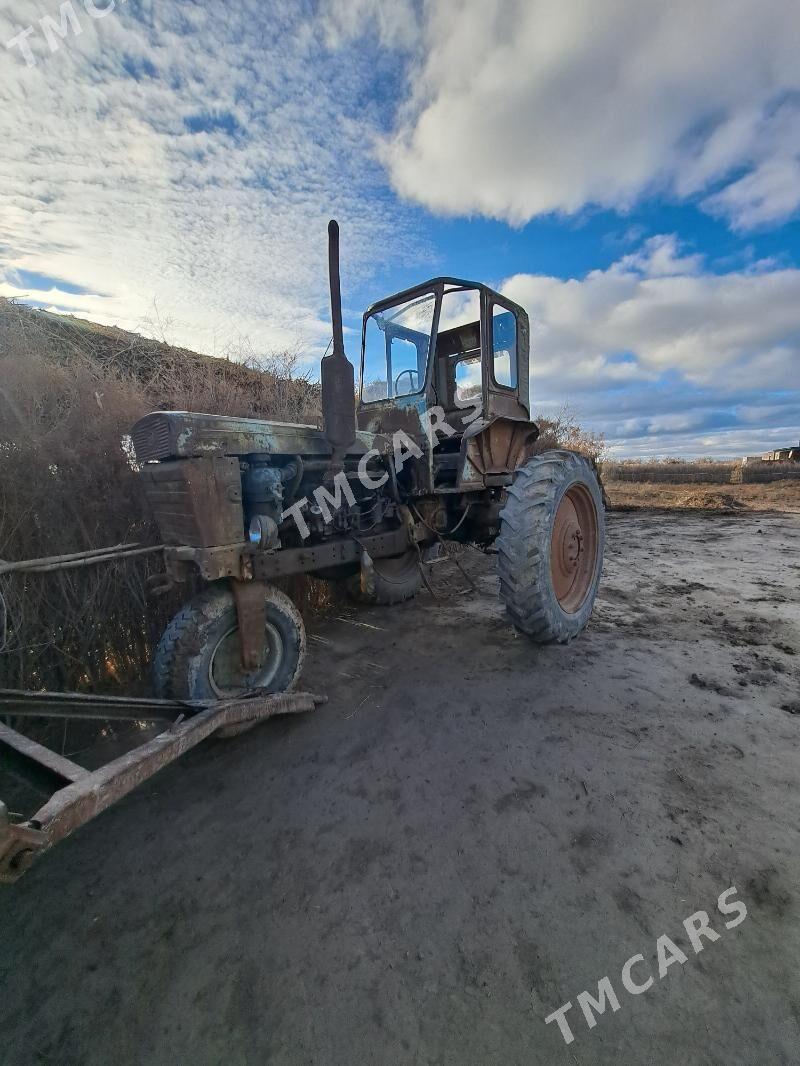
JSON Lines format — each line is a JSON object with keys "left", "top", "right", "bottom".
{"left": 153, "top": 583, "right": 306, "bottom": 700}
{"left": 497, "top": 450, "right": 604, "bottom": 643}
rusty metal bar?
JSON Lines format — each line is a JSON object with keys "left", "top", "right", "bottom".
{"left": 0, "top": 543, "right": 139, "bottom": 573}
{"left": 250, "top": 526, "right": 413, "bottom": 580}
{"left": 0, "top": 690, "right": 325, "bottom": 883}
{"left": 231, "top": 580, "right": 267, "bottom": 672}
{"left": 0, "top": 545, "right": 164, "bottom": 576}
{"left": 0, "top": 721, "right": 87, "bottom": 782}
{"left": 0, "top": 689, "right": 199, "bottom": 722}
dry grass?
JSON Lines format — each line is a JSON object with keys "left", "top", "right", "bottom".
{"left": 738, "top": 461, "right": 800, "bottom": 484}
{"left": 602, "top": 458, "right": 736, "bottom": 484}
{"left": 605, "top": 479, "right": 800, "bottom": 512}
{"left": 0, "top": 299, "right": 323, "bottom": 694}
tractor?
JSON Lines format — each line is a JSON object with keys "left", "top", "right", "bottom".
{"left": 131, "top": 222, "right": 605, "bottom": 701}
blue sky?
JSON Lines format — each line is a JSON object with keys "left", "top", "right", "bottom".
{"left": 2, "top": 0, "right": 800, "bottom": 457}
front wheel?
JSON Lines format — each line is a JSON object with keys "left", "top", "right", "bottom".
{"left": 497, "top": 450, "right": 604, "bottom": 643}
{"left": 153, "top": 583, "right": 306, "bottom": 701}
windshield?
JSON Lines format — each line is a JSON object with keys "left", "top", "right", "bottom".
{"left": 361, "top": 291, "right": 436, "bottom": 402}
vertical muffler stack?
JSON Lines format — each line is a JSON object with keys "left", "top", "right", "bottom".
{"left": 321, "top": 220, "right": 356, "bottom": 466}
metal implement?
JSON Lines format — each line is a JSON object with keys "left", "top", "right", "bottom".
{"left": 0, "top": 689, "right": 202, "bottom": 721}
{"left": 0, "top": 544, "right": 163, "bottom": 576}
{"left": 0, "top": 688, "right": 325, "bottom": 883}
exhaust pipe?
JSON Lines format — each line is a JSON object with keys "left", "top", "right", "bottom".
{"left": 321, "top": 220, "right": 356, "bottom": 460}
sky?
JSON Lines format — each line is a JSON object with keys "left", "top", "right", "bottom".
{"left": 1, "top": 0, "right": 800, "bottom": 457}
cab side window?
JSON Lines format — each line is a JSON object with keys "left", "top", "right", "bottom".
{"left": 438, "top": 287, "right": 482, "bottom": 409}
{"left": 491, "top": 305, "right": 518, "bottom": 389}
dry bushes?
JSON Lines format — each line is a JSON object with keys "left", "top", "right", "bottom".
{"left": 738, "top": 461, "right": 800, "bottom": 483}
{"left": 603, "top": 459, "right": 736, "bottom": 484}
{"left": 533, "top": 409, "right": 605, "bottom": 461}
{"left": 0, "top": 299, "right": 321, "bottom": 694}
{"left": 604, "top": 457, "right": 800, "bottom": 486}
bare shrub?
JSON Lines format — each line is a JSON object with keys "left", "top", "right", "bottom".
{"left": 533, "top": 407, "right": 606, "bottom": 461}
{"left": 739, "top": 461, "right": 800, "bottom": 483}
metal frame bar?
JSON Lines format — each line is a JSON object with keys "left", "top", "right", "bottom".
{"left": 0, "top": 722, "right": 87, "bottom": 782}
{"left": 0, "top": 544, "right": 163, "bottom": 576}
{"left": 0, "top": 690, "right": 325, "bottom": 883}
{"left": 251, "top": 526, "right": 414, "bottom": 580}
{"left": 0, "top": 689, "right": 200, "bottom": 721}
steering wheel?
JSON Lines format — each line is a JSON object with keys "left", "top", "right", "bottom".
{"left": 394, "top": 368, "right": 418, "bottom": 395}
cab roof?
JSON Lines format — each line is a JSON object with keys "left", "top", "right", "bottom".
{"left": 364, "top": 277, "right": 517, "bottom": 318}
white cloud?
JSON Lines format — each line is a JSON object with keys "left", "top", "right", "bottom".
{"left": 604, "top": 423, "right": 800, "bottom": 460}
{"left": 378, "top": 0, "right": 800, "bottom": 230}
{"left": 499, "top": 236, "right": 800, "bottom": 454}
{"left": 503, "top": 244, "right": 800, "bottom": 392}
{"left": 321, "top": 0, "right": 419, "bottom": 50}
{"left": 703, "top": 157, "right": 800, "bottom": 230}
{"left": 614, "top": 235, "right": 704, "bottom": 278}
{"left": 0, "top": 1, "right": 423, "bottom": 354}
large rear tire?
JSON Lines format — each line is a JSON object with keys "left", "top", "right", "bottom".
{"left": 153, "top": 583, "right": 306, "bottom": 700}
{"left": 497, "top": 450, "right": 604, "bottom": 643}
{"left": 345, "top": 549, "right": 422, "bottom": 606}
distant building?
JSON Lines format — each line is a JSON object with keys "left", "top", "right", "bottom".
{"left": 759, "top": 443, "right": 800, "bottom": 462}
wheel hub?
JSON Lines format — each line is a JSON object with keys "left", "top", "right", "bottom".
{"left": 550, "top": 485, "right": 599, "bottom": 614}
{"left": 208, "top": 621, "right": 284, "bottom": 698}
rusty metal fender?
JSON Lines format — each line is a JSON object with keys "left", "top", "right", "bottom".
{"left": 457, "top": 417, "right": 539, "bottom": 489}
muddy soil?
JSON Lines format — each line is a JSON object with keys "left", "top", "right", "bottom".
{"left": 1, "top": 509, "right": 799, "bottom": 1065}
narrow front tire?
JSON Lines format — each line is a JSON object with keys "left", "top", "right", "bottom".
{"left": 153, "top": 583, "right": 306, "bottom": 701}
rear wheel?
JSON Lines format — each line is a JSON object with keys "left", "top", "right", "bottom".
{"left": 345, "top": 549, "right": 422, "bottom": 606}
{"left": 153, "top": 583, "right": 306, "bottom": 701}
{"left": 497, "top": 450, "right": 604, "bottom": 643}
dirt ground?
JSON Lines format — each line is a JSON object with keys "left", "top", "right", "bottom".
{"left": 2, "top": 505, "right": 799, "bottom": 1065}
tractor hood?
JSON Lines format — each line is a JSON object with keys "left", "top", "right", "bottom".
{"left": 131, "top": 410, "right": 383, "bottom": 463}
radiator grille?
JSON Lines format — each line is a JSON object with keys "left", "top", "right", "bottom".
{"left": 132, "top": 414, "right": 171, "bottom": 462}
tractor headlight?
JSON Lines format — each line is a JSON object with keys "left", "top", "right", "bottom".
{"left": 248, "top": 517, "right": 263, "bottom": 545}
{"left": 248, "top": 514, "right": 279, "bottom": 549}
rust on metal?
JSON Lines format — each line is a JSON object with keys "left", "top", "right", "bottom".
{"left": 0, "top": 689, "right": 201, "bottom": 721}
{"left": 0, "top": 690, "right": 325, "bottom": 883}
{"left": 550, "top": 484, "right": 600, "bottom": 614}
{"left": 0, "top": 721, "right": 87, "bottom": 783}
{"left": 162, "top": 527, "right": 426, "bottom": 584}
{"left": 459, "top": 417, "right": 538, "bottom": 488}
{"left": 251, "top": 527, "right": 417, "bottom": 580}
{"left": 140, "top": 455, "right": 244, "bottom": 548}
{"left": 231, "top": 579, "right": 267, "bottom": 671}
{"left": 0, "top": 544, "right": 163, "bottom": 576}
{"left": 131, "top": 411, "right": 377, "bottom": 463}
